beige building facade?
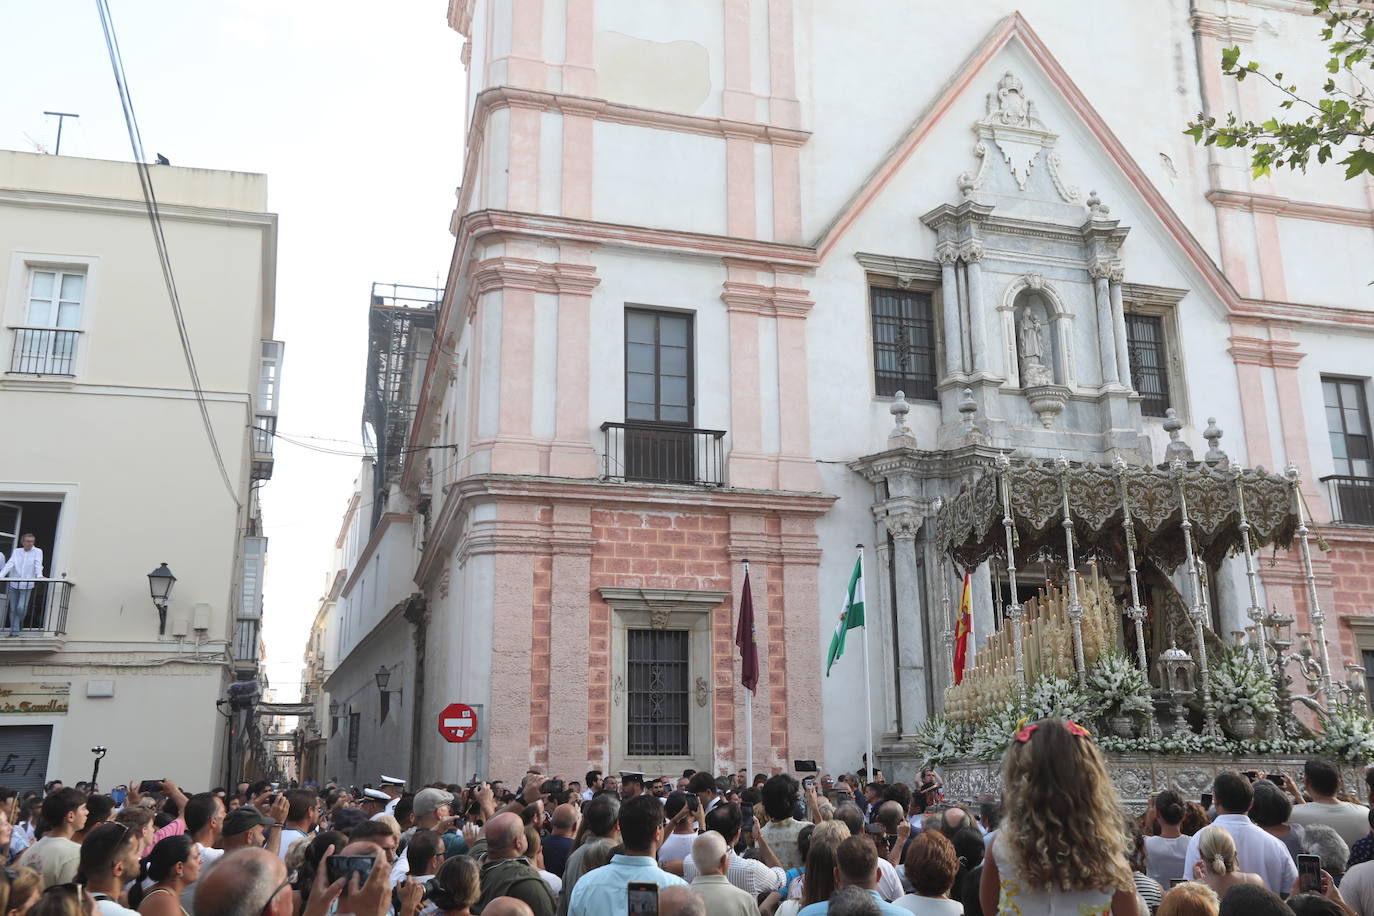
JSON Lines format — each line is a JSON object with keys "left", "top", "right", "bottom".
{"left": 0, "top": 151, "right": 280, "bottom": 790}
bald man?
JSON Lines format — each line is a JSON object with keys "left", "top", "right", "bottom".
{"left": 194, "top": 849, "right": 293, "bottom": 916}
{"left": 477, "top": 813, "right": 555, "bottom": 916}
{"left": 484, "top": 899, "right": 536, "bottom": 916}
{"left": 660, "top": 886, "right": 707, "bottom": 916}
{"left": 689, "top": 831, "right": 760, "bottom": 916}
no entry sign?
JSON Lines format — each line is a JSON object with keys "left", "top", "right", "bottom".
{"left": 438, "top": 702, "right": 478, "bottom": 743}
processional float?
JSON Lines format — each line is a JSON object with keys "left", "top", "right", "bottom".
{"left": 924, "top": 414, "right": 1373, "bottom": 800}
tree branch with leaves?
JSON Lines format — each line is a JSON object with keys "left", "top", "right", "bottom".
{"left": 1185, "top": 0, "right": 1374, "bottom": 180}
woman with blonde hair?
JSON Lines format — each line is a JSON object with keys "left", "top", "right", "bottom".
{"left": 1191, "top": 825, "right": 1263, "bottom": 898}
{"left": 979, "top": 719, "right": 1138, "bottom": 916}
{"left": 3, "top": 865, "right": 42, "bottom": 916}
{"left": 1157, "top": 882, "right": 1219, "bottom": 916}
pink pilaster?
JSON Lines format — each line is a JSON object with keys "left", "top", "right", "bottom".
{"left": 561, "top": 110, "right": 595, "bottom": 219}
{"left": 781, "top": 543, "right": 822, "bottom": 765}
{"left": 493, "top": 285, "right": 542, "bottom": 474}
{"left": 724, "top": 262, "right": 769, "bottom": 489}
{"left": 550, "top": 243, "right": 600, "bottom": 478}
{"left": 548, "top": 504, "right": 593, "bottom": 771}
{"left": 773, "top": 267, "right": 818, "bottom": 491}
{"left": 506, "top": 0, "right": 546, "bottom": 87}
{"left": 507, "top": 102, "right": 542, "bottom": 213}
{"left": 1252, "top": 211, "right": 1289, "bottom": 301}
{"left": 726, "top": 133, "right": 757, "bottom": 239}
{"left": 722, "top": 0, "right": 754, "bottom": 121}
{"left": 562, "top": 0, "right": 596, "bottom": 95}
{"left": 765, "top": 0, "right": 800, "bottom": 128}
{"left": 490, "top": 548, "right": 535, "bottom": 778}
{"left": 771, "top": 144, "right": 802, "bottom": 244}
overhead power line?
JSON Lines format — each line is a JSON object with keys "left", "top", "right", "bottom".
{"left": 95, "top": 0, "right": 241, "bottom": 508}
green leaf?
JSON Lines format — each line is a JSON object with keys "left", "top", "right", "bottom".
{"left": 1341, "top": 148, "right": 1374, "bottom": 179}
{"left": 1221, "top": 45, "right": 1242, "bottom": 70}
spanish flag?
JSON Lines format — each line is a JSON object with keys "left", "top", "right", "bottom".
{"left": 953, "top": 572, "right": 973, "bottom": 685}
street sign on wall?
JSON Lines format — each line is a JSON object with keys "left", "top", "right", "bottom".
{"left": 438, "top": 702, "right": 478, "bottom": 743}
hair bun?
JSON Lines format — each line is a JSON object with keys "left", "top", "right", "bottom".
{"left": 1211, "top": 854, "right": 1226, "bottom": 874}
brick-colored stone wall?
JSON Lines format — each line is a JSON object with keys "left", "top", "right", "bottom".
{"left": 1330, "top": 533, "right": 1374, "bottom": 672}
{"left": 587, "top": 509, "right": 734, "bottom": 766}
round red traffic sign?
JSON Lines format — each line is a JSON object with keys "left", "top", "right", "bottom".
{"left": 438, "top": 703, "right": 478, "bottom": 743}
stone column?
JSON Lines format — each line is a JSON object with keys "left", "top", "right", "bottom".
{"left": 963, "top": 241, "right": 988, "bottom": 374}
{"left": 936, "top": 244, "right": 964, "bottom": 377}
{"left": 888, "top": 513, "right": 928, "bottom": 735}
{"left": 1109, "top": 271, "right": 1132, "bottom": 388}
{"left": 873, "top": 535, "right": 900, "bottom": 735}
{"left": 1091, "top": 262, "right": 1119, "bottom": 386}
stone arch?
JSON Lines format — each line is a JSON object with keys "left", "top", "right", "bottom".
{"left": 998, "top": 274, "right": 1077, "bottom": 388}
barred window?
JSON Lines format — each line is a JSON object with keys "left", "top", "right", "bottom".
{"left": 627, "top": 629, "right": 689, "bottom": 757}
{"left": 1126, "top": 313, "right": 1171, "bottom": 417}
{"left": 870, "top": 288, "right": 937, "bottom": 400}
{"left": 347, "top": 712, "right": 360, "bottom": 760}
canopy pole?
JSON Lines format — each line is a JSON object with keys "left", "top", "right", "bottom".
{"left": 1287, "top": 465, "right": 1333, "bottom": 704}
{"left": 1233, "top": 467, "right": 1266, "bottom": 658}
{"left": 995, "top": 453, "right": 1027, "bottom": 704}
{"left": 1057, "top": 455, "right": 1087, "bottom": 684}
{"left": 1114, "top": 457, "right": 1150, "bottom": 674}
{"left": 1174, "top": 459, "right": 1221, "bottom": 737}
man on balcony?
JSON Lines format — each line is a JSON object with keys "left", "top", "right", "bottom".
{"left": 1, "top": 533, "right": 43, "bottom": 637}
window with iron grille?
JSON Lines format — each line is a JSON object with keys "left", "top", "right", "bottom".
{"left": 627, "top": 629, "right": 690, "bottom": 757}
{"left": 1125, "top": 313, "right": 1171, "bottom": 417}
{"left": 347, "top": 712, "right": 360, "bottom": 760}
{"left": 870, "top": 288, "right": 936, "bottom": 400}
{"left": 1324, "top": 377, "right": 1373, "bottom": 478}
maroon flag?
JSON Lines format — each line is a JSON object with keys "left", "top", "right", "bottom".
{"left": 736, "top": 565, "right": 759, "bottom": 692}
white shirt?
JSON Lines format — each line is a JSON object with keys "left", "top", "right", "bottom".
{"left": 1144, "top": 834, "right": 1191, "bottom": 883}
{"left": 657, "top": 831, "right": 698, "bottom": 864}
{"left": 1338, "top": 860, "right": 1374, "bottom": 916}
{"left": 541, "top": 869, "right": 563, "bottom": 896}
{"left": 93, "top": 897, "right": 140, "bottom": 916}
{"left": 682, "top": 850, "right": 786, "bottom": 896}
{"left": 1291, "top": 800, "right": 1372, "bottom": 848}
{"left": 876, "top": 856, "right": 904, "bottom": 901}
{"left": 278, "top": 827, "right": 308, "bottom": 860}
{"left": 892, "top": 895, "right": 964, "bottom": 916}
{"left": 1182, "top": 813, "right": 1297, "bottom": 893}
{"left": 0, "top": 547, "right": 43, "bottom": 586}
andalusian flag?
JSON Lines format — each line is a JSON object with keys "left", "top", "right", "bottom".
{"left": 826, "top": 556, "right": 865, "bottom": 676}
{"left": 953, "top": 572, "right": 973, "bottom": 685}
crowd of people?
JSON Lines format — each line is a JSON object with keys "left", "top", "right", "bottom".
{"left": 3, "top": 723, "right": 1374, "bottom": 916}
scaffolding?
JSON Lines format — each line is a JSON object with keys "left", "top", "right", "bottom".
{"left": 363, "top": 282, "right": 439, "bottom": 530}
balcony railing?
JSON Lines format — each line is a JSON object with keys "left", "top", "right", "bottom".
{"left": 8, "top": 327, "right": 80, "bottom": 376}
{"left": 251, "top": 415, "right": 275, "bottom": 480}
{"left": 1322, "top": 475, "right": 1374, "bottom": 526}
{"left": 601, "top": 421, "right": 726, "bottom": 487}
{"left": 0, "top": 578, "right": 73, "bottom": 641}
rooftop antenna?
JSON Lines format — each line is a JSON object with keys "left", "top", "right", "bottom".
{"left": 43, "top": 111, "right": 80, "bottom": 155}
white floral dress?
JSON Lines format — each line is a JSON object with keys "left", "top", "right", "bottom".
{"left": 992, "top": 836, "right": 1114, "bottom": 916}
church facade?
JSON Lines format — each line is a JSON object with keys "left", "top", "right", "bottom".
{"left": 352, "top": 0, "right": 1374, "bottom": 783}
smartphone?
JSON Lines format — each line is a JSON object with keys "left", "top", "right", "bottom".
{"left": 627, "top": 881, "right": 659, "bottom": 914}
{"left": 139, "top": 779, "right": 164, "bottom": 794}
{"left": 1169, "top": 879, "right": 1189, "bottom": 888}
{"left": 1200, "top": 792, "right": 1212, "bottom": 810}
{"left": 111, "top": 786, "right": 127, "bottom": 805}
{"left": 1268, "top": 773, "right": 1286, "bottom": 785}
{"left": 327, "top": 855, "right": 376, "bottom": 890}
{"left": 803, "top": 776, "right": 816, "bottom": 790}
{"left": 1298, "top": 854, "right": 1322, "bottom": 894}
{"left": 794, "top": 759, "right": 819, "bottom": 773}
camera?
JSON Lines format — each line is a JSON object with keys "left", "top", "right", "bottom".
{"left": 139, "top": 779, "right": 165, "bottom": 794}
{"left": 540, "top": 779, "right": 564, "bottom": 796}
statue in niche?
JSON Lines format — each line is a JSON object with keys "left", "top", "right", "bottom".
{"left": 1018, "top": 310, "right": 1053, "bottom": 386}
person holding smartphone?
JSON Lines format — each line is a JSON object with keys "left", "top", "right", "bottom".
{"left": 567, "top": 796, "right": 686, "bottom": 916}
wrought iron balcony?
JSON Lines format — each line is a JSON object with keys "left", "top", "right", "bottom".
{"left": 251, "top": 415, "right": 276, "bottom": 480}
{"left": 7, "top": 327, "right": 80, "bottom": 376}
{"left": 0, "top": 578, "right": 73, "bottom": 652}
{"left": 600, "top": 421, "right": 726, "bottom": 487}
{"left": 1322, "top": 475, "right": 1374, "bottom": 526}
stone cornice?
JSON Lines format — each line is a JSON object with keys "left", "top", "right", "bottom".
{"left": 855, "top": 253, "right": 943, "bottom": 286}
{"left": 1120, "top": 282, "right": 1189, "bottom": 306}
{"left": 848, "top": 444, "right": 1005, "bottom": 484}
{"left": 1190, "top": 11, "right": 1259, "bottom": 42}
{"left": 1226, "top": 334, "right": 1306, "bottom": 368}
{"left": 1207, "top": 188, "right": 1374, "bottom": 229}
{"left": 417, "top": 474, "right": 836, "bottom": 585}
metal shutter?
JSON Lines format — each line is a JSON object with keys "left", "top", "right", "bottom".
{"left": 0, "top": 724, "right": 53, "bottom": 794}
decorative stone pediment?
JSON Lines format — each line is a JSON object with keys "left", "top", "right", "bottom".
{"left": 597, "top": 587, "right": 729, "bottom": 630}
{"left": 959, "top": 71, "right": 1079, "bottom": 202}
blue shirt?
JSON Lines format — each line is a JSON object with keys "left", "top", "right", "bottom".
{"left": 798, "top": 889, "right": 910, "bottom": 916}
{"left": 567, "top": 854, "right": 686, "bottom": 916}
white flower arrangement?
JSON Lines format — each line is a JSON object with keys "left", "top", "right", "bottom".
{"left": 1084, "top": 652, "right": 1154, "bottom": 718}
{"left": 1025, "top": 674, "right": 1090, "bottom": 722}
{"left": 968, "top": 698, "right": 1025, "bottom": 761}
{"left": 1210, "top": 649, "right": 1279, "bottom": 719}
{"left": 912, "top": 715, "right": 966, "bottom": 768}
{"left": 1317, "top": 699, "right": 1374, "bottom": 763}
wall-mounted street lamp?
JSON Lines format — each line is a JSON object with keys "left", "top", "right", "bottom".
{"left": 147, "top": 563, "right": 176, "bottom": 635}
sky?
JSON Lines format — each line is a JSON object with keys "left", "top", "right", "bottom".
{"left": 1, "top": 0, "right": 465, "bottom": 700}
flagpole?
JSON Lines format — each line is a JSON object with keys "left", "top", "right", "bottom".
{"left": 857, "top": 543, "right": 874, "bottom": 783}
{"left": 743, "top": 558, "right": 753, "bottom": 784}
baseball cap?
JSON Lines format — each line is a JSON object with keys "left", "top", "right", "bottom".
{"left": 413, "top": 787, "right": 455, "bottom": 819}
{"left": 222, "top": 805, "right": 274, "bottom": 837}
